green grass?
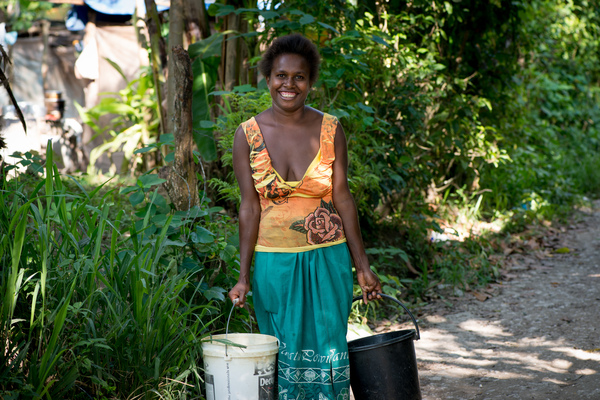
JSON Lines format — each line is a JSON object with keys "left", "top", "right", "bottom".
{"left": 0, "top": 145, "right": 239, "bottom": 399}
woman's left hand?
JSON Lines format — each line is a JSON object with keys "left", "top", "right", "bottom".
{"left": 357, "top": 268, "right": 382, "bottom": 304}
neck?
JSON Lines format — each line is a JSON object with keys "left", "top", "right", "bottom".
{"left": 271, "top": 104, "right": 307, "bottom": 125}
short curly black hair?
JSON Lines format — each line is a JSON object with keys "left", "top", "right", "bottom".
{"left": 258, "top": 34, "right": 321, "bottom": 85}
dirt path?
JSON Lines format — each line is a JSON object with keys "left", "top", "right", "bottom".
{"left": 414, "top": 204, "right": 600, "bottom": 399}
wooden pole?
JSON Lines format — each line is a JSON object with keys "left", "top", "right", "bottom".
{"left": 41, "top": 19, "right": 51, "bottom": 91}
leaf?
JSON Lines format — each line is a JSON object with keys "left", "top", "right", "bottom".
{"left": 209, "top": 90, "right": 232, "bottom": 96}
{"left": 357, "top": 103, "right": 375, "bottom": 114}
{"left": 119, "top": 186, "right": 139, "bottom": 195}
{"left": 159, "top": 133, "right": 175, "bottom": 145}
{"left": 219, "top": 244, "right": 238, "bottom": 263}
{"left": 472, "top": 291, "right": 490, "bottom": 302}
{"left": 370, "top": 34, "right": 391, "bottom": 48}
{"left": 0, "top": 65, "right": 27, "bottom": 134}
{"left": 299, "top": 14, "right": 315, "bottom": 25}
{"left": 200, "top": 120, "right": 216, "bottom": 129}
{"left": 193, "top": 128, "right": 218, "bottom": 162}
{"left": 444, "top": 1, "right": 453, "bottom": 14}
{"left": 289, "top": 220, "right": 308, "bottom": 234}
{"left": 233, "top": 84, "right": 257, "bottom": 93}
{"left": 104, "top": 57, "right": 128, "bottom": 82}
{"left": 320, "top": 199, "right": 336, "bottom": 213}
{"left": 554, "top": 247, "right": 570, "bottom": 254}
{"left": 192, "top": 227, "right": 216, "bottom": 244}
{"left": 204, "top": 287, "right": 226, "bottom": 301}
{"left": 129, "top": 191, "right": 145, "bottom": 207}
{"left": 259, "top": 10, "right": 280, "bottom": 19}
{"left": 213, "top": 4, "right": 235, "bottom": 17}
{"left": 138, "top": 174, "right": 166, "bottom": 189}
{"left": 134, "top": 144, "right": 157, "bottom": 154}
{"left": 317, "top": 21, "right": 339, "bottom": 34}
{"left": 188, "top": 32, "right": 225, "bottom": 60}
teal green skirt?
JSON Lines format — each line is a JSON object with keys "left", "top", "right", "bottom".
{"left": 253, "top": 243, "right": 353, "bottom": 400}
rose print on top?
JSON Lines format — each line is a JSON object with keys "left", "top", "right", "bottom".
{"left": 290, "top": 200, "right": 344, "bottom": 245}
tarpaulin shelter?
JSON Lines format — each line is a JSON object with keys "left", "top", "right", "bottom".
{"left": 0, "top": 0, "right": 170, "bottom": 170}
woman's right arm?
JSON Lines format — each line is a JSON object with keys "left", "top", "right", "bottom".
{"left": 229, "top": 125, "right": 261, "bottom": 307}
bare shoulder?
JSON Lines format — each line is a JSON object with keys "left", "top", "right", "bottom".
{"left": 234, "top": 124, "right": 246, "bottom": 139}
{"left": 255, "top": 109, "right": 273, "bottom": 127}
{"left": 305, "top": 106, "right": 324, "bottom": 122}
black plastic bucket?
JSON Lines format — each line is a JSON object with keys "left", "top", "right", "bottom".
{"left": 348, "top": 294, "right": 422, "bottom": 400}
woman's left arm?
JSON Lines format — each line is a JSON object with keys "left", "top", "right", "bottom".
{"left": 331, "top": 122, "right": 382, "bottom": 304}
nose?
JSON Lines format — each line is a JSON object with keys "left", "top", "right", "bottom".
{"left": 283, "top": 76, "right": 294, "bottom": 87}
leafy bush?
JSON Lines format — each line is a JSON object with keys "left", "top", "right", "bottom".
{"left": 0, "top": 145, "right": 240, "bottom": 398}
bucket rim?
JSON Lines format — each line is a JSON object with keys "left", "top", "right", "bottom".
{"left": 352, "top": 294, "right": 420, "bottom": 340}
{"left": 347, "top": 329, "right": 417, "bottom": 353}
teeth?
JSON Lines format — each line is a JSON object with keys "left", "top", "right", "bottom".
{"left": 281, "top": 92, "right": 296, "bottom": 98}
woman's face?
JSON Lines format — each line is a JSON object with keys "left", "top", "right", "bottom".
{"left": 266, "top": 53, "right": 311, "bottom": 113}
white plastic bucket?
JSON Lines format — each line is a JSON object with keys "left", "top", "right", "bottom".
{"left": 202, "top": 333, "right": 279, "bottom": 400}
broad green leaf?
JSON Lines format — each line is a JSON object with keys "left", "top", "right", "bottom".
{"left": 159, "top": 133, "right": 175, "bottom": 144}
{"left": 193, "top": 128, "right": 218, "bottom": 162}
{"left": 259, "top": 10, "right": 279, "bottom": 19}
{"left": 119, "top": 186, "right": 139, "bottom": 195}
{"left": 200, "top": 120, "right": 216, "bottom": 129}
{"left": 188, "top": 32, "right": 226, "bottom": 60}
{"left": 192, "top": 227, "right": 216, "bottom": 244}
{"left": 299, "top": 14, "right": 315, "bottom": 25}
{"left": 138, "top": 174, "right": 166, "bottom": 189}
{"left": 129, "top": 191, "right": 145, "bottom": 206}
{"left": 204, "top": 287, "right": 226, "bottom": 301}
{"left": 233, "top": 84, "right": 257, "bottom": 93}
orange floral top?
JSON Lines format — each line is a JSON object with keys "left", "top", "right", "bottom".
{"left": 242, "top": 113, "right": 347, "bottom": 252}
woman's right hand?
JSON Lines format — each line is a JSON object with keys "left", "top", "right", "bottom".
{"left": 229, "top": 280, "right": 250, "bottom": 307}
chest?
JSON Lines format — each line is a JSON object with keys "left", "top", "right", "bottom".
{"left": 262, "top": 125, "right": 322, "bottom": 182}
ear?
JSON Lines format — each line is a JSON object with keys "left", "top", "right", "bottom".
{"left": 265, "top": 75, "right": 271, "bottom": 86}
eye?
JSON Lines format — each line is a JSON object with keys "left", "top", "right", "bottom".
{"left": 295, "top": 75, "right": 305, "bottom": 80}
{"left": 277, "top": 74, "right": 286, "bottom": 78}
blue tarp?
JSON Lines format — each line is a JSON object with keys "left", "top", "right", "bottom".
{"left": 84, "top": 0, "right": 170, "bottom": 16}
{"left": 66, "top": 1, "right": 170, "bottom": 31}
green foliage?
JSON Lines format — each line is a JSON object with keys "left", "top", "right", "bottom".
{"left": 189, "top": 33, "right": 226, "bottom": 162}
{"left": 0, "top": 1, "right": 60, "bottom": 31}
{"left": 479, "top": 1, "right": 600, "bottom": 216}
{"left": 208, "top": 90, "right": 273, "bottom": 206}
{"left": 76, "top": 65, "right": 160, "bottom": 176}
{"left": 0, "top": 145, "right": 240, "bottom": 398}
{"left": 204, "top": 0, "right": 600, "bottom": 303}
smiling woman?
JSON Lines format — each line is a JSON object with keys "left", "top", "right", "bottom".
{"left": 228, "top": 34, "right": 382, "bottom": 400}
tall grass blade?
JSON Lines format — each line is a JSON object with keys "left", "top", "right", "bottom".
{"left": 3, "top": 202, "right": 29, "bottom": 322}
{"left": 36, "top": 273, "right": 78, "bottom": 394}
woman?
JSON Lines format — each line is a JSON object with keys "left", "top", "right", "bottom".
{"left": 228, "top": 34, "right": 381, "bottom": 400}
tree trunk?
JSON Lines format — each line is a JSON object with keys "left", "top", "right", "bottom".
{"left": 223, "top": 12, "right": 240, "bottom": 91}
{"left": 144, "top": 0, "right": 167, "bottom": 162}
{"left": 184, "top": 0, "right": 210, "bottom": 43}
{"left": 159, "top": 46, "right": 199, "bottom": 211}
{"left": 167, "top": 0, "right": 184, "bottom": 136}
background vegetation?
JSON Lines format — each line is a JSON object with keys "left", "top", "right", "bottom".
{"left": 2, "top": 0, "right": 600, "bottom": 398}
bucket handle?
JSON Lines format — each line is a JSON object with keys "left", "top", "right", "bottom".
{"left": 352, "top": 293, "right": 420, "bottom": 341}
{"left": 224, "top": 299, "right": 253, "bottom": 357}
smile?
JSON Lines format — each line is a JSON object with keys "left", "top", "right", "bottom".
{"left": 279, "top": 91, "right": 298, "bottom": 99}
